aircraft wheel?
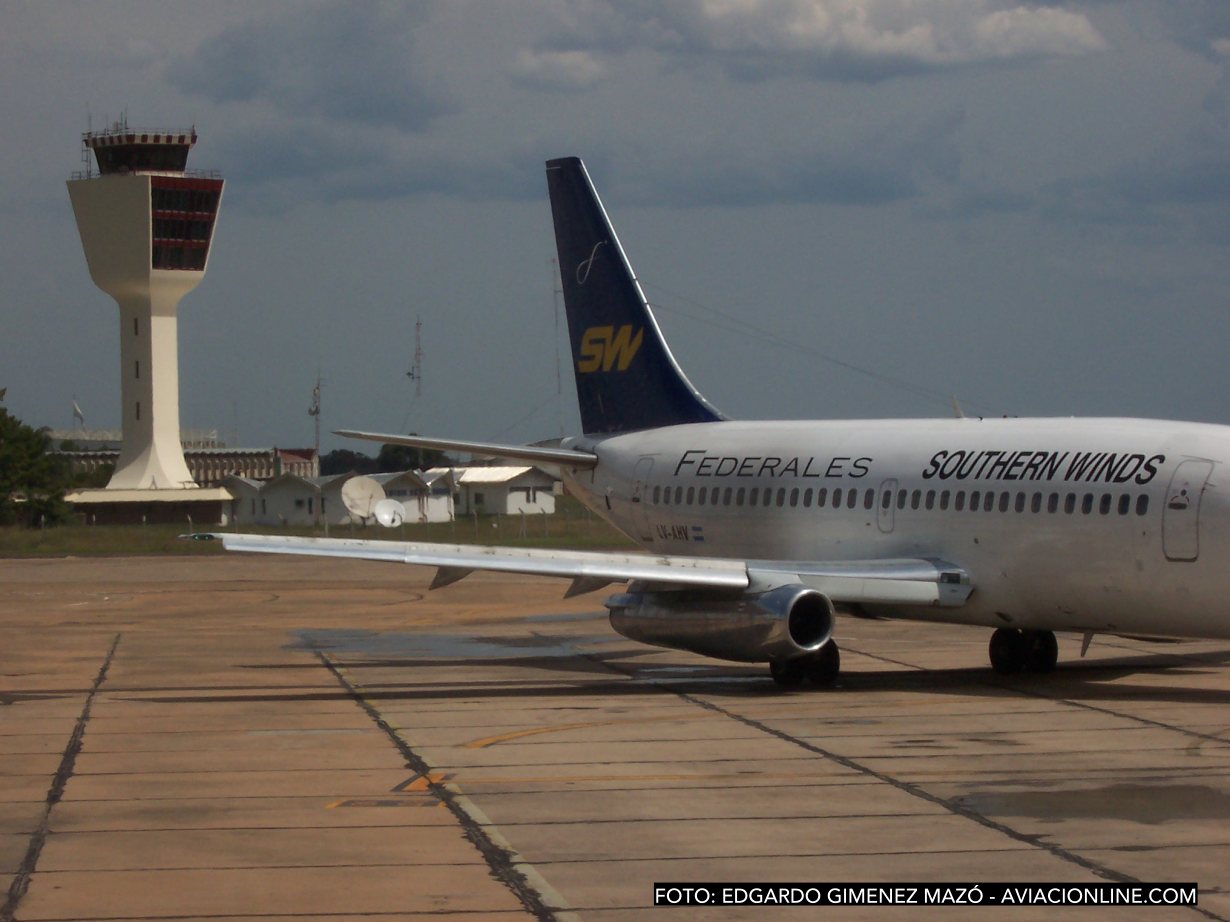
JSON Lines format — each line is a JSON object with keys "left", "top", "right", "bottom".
{"left": 1023, "top": 630, "right": 1059, "bottom": 673}
{"left": 770, "top": 659, "right": 806, "bottom": 688}
{"left": 989, "top": 628, "right": 1027, "bottom": 675}
{"left": 804, "top": 642, "right": 841, "bottom": 687}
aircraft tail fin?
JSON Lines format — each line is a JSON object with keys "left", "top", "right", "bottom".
{"left": 546, "top": 157, "right": 723, "bottom": 435}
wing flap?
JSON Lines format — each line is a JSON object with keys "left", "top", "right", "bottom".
{"left": 749, "top": 558, "right": 972, "bottom": 607}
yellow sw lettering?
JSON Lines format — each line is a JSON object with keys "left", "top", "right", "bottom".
{"left": 577, "top": 325, "right": 644, "bottom": 373}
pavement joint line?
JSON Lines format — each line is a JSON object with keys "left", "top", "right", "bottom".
{"left": 546, "top": 631, "right": 1230, "bottom": 922}
{"left": 311, "top": 648, "right": 572, "bottom": 922}
{"left": 845, "top": 639, "right": 1230, "bottom": 749}
{"left": 1, "top": 632, "right": 121, "bottom": 922}
{"left": 672, "top": 694, "right": 1230, "bottom": 922}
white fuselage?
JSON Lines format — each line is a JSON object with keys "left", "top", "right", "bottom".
{"left": 560, "top": 417, "right": 1230, "bottom": 640}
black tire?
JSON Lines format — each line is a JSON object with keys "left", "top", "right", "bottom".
{"left": 770, "top": 659, "right": 806, "bottom": 688}
{"left": 989, "top": 628, "right": 1027, "bottom": 674}
{"left": 1024, "top": 629, "right": 1059, "bottom": 673}
{"left": 804, "top": 642, "right": 841, "bottom": 686}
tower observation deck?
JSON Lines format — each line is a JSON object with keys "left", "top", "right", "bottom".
{"left": 67, "top": 122, "right": 224, "bottom": 490}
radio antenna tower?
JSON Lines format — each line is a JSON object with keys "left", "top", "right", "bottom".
{"left": 308, "top": 374, "right": 322, "bottom": 460}
{"left": 406, "top": 316, "right": 423, "bottom": 398}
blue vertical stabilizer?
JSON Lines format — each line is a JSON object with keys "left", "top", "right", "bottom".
{"left": 546, "top": 157, "right": 724, "bottom": 435}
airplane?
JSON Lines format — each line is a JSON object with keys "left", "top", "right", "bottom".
{"left": 198, "top": 156, "right": 1230, "bottom": 687}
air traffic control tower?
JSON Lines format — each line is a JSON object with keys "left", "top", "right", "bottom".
{"left": 67, "top": 123, "right": 223, "bottom": 490}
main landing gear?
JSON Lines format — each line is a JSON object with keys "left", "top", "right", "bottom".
{"left": 769, "top": 641, "right": 841, "bottom": 688}
{"left": 989, "top": 628, "right": 1058, "bottom": 675}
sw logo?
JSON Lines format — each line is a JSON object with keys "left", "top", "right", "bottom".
{"left": 577, "top": 324, "right": 644, "bottom": 373}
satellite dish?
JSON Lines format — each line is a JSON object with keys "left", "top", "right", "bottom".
{"left": 341, "top": 476, "right": 386, "bottom": 522}
{"left": 374, "top": 498, "right": 406, "bottom": 528}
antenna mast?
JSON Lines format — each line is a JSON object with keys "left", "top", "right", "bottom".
{"left": 308, "top": 375, "right": 321, "bottom": 460}
{"left": 406, "top": 316, "right": 423, "bottom": 398}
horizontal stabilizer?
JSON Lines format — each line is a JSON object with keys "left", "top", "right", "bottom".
{"left": 334, "top": 429, "right": 598, "bottom": 469}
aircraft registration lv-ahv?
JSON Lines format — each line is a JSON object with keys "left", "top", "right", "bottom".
{"left": 201, "top": 156, "right": 1230, "bottom": 687}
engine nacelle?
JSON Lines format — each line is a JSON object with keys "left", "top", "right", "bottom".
{"left": 605, "top": 584, "right": 835, "bottom": 663}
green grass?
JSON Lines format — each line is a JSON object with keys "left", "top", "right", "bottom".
{"left": 0, "top": 496, "right": 637, "bottom": 558}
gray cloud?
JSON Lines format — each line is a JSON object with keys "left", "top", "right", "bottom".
{"left": 630, "top": 105, "right": 964, "bottom": 207}
{"left": 537, "top": 0, "right": 1108, "bottom": 82}
{"left": 510, "top": 49, "right": 608, "bottom": 91}
{"left": 168, "top": 1, "right": 454, "bottom": 131}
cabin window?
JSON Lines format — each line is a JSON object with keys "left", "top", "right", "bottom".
{"left": 998, "top": 492, "right": 1010, "bottom": 512}
{"left": 749, "top": 486, "right": 760, "bottom": 506}
{"left": 1136, "top": 495, "right": 1149, "bottom": 516}
{"left": 911, "top": 489, "right": 921, "bottom": 510}
{"left": 652, "top": 486, "right": 660, "bottom": 504}
{"left": 1118, "top": 494, "right": 1131, "bottom": 515}
{"left": 816, "top": 488, "right": 827, "bottom": 507}
{"left": 897, "top": 488, "right": 907, "bottom": 510}
{"left": 832, "top": 488, "right": 843, "bottom": 508}
{"left": 953, "top": 491, "right": 965, "bottom": 511}
{"left": 675, "top": 486, "right": 683, "bottom": 504}
{"left": 881, "top": 490, "right": 891, "bottom": 510}
{"left": 1015, "top": 492, "right": 1026, "bottom": 513}
{"left": 802, "top": 488, "right": 813, "bottom": 507}
{"left": 697, "top": 487, "right": 707, "bottom": 506}
{"left": 1030, "top": 492, "right": 1042, "bottom": 513}
{"left": 985, "top": 492, "right": 996, "bottom": 512}
{"left": 1064, "top": 493, "right": 1076, "bottom": 514}
{"left": 864, "top": 488, "right": 875, "bottom": 510}
{"left": 736, "top": 487, "right": 745, "bottom": 506}
{"left": 1082, "top": 493, "right": 1094, "bottom": 514}
{"left": 777, "top": 488, "right": 787, "bottom": 507}
{"left": 1099, "top": 493, "right": 1112, "bottom": 515}
{"left": 847, "top": 488, "right": 858, "bottom": 509}
{"left": 925, "top": 490, "right": 936, "bottom": 510}
{"left": 686, "top": 487, "right": 695, "bottom": 505}
{"left": 969, "top": 490, "right": 980, "bottom": 511}
{"left": 723, "top": 487, "right": 733, "bottom": 506}
{"left": 789, "top": 487, "right": 799, "bottom": 507}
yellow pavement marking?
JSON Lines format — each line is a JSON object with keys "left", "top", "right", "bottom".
{"left": 462, "top": 712, "right": 720, "bottom": 749}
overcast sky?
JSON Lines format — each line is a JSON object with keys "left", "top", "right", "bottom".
{"left": 4, "top": 1, "right": 1230, "bottom": 453}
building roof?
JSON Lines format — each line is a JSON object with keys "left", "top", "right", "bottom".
{"left": 431, "top": 465, "right": 551, "bottom": 485}
{"left": 369, "top": 471, "right": 430, "bottom": 489}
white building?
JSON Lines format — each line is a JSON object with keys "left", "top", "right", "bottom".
{"left": 371, "top": 471, "right": 454, "bottom": 523}
{"left": 248, "top": 473, "right": 352, "bottom": 527}
{"left": 434, "top": 466, "right": 557, "bottom": 516}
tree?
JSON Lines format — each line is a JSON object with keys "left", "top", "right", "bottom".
{"left": 319, "top": 448, "right": 380, "bottom": 476}
{"left": 0, "top": 403, "right": 72, "bottom": 526}
{"left": 375, "top": 442, "right": 451, "bottom": 472}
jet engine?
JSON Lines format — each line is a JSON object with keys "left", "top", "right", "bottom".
{"left": 605, "top": 584, "right": 835, "bottom": 663}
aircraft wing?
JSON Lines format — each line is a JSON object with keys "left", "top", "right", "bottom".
{"left": 191, "top": 533, "right": 971, "bottom": 607}
{"left": 334, "top": 429, "right": 598, "bottom": 469}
